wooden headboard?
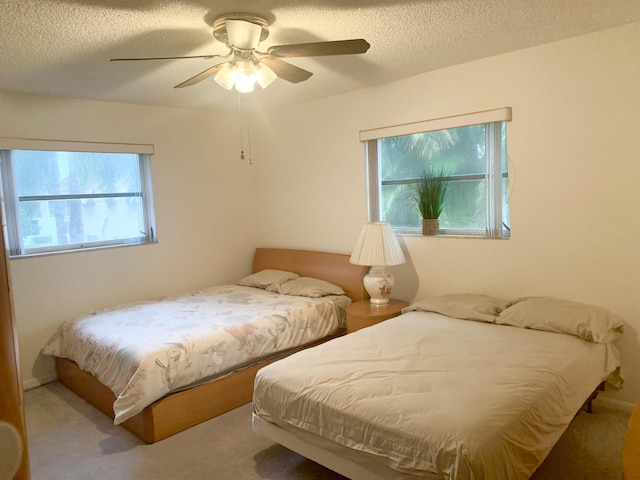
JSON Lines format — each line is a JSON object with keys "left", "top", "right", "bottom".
{"left": 252, "top": 248, "right": 368, "bottom": 303}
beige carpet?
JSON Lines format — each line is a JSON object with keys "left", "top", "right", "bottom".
{"left": 25, "top": 382, "right": 629, "bottom": 480}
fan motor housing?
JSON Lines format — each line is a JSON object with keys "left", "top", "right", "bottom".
{"left": 212, "top": 13, "right": 270, "bottom": 45}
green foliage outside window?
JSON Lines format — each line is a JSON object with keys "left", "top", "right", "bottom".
{"left": 377, "top": 123, "right": 509, "bottom": 235}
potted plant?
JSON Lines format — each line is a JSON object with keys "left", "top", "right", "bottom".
{"left": 408, "top": 167, "right": 449, "bottom": 236}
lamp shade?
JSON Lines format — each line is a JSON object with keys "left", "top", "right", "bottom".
{"left": 349, "top": 221, "right": 405, "bottom": 267}
{"left": 214, "top": 63, "right": 237, "bottom": 90}
{"left": 255, "top": 62, "right": 277, "bottom": 89}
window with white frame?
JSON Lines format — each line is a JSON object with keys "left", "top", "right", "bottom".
{"left": 361, "top": 108, "right": 512, "bottom": 238}
{"left": 0, "top": 139, "right": 156, "bottom": 257}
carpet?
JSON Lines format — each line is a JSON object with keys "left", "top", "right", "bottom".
{"left": 24, "top": 382, "right": 629, "bottom": 479}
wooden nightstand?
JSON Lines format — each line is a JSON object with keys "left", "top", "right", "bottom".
{"left": 346, "top": 299, "right": 409, "bottom": 334}
{"left": 623, "top": 401, "right": 640, "bottom": 480}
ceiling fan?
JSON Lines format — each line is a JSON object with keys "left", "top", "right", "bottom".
{"left": 110, "top": 13, "right": 371, "bottom": 93}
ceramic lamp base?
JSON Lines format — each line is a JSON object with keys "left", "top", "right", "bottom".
{"left": 363, "top": 266, "right": 395, "bottom": 306}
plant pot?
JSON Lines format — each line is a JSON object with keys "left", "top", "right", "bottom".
{"left": 422, "top": 218, "right": 439, "bottom": 236}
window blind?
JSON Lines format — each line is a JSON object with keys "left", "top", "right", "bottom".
{"left": 359, "top": 107, "right": 512, "bottom": 142}
{"left": 0, "top": 137, "right": 154, "bottom": 155}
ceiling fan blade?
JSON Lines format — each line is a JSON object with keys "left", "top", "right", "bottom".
{"left": 174, "top": 63, "right": 226, "bottom": 88}
{"left": 267, "top": 39, "right": 370, "bottom": 58}
{"left": 260, "top": 57, "right": 313, "bottom": 84}
{"left": 110, "top": 54, "right": 226, "bottom": 62}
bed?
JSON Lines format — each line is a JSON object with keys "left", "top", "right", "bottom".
{"left": 252, "top": 294, "right": 624, "bottom": 480}
{"left": 43, "top": 248, "right": 368, "bottom": 443}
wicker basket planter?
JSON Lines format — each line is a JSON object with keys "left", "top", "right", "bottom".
{"left": 422, "top": 218, "right": 440, "bottom": 236}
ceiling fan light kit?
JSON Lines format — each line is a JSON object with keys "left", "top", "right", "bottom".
{"left": 213, "top": 51, "right": 276, "bottom": 93}
{"left": 111, "top": 12, "right": 371, "bottom": 94}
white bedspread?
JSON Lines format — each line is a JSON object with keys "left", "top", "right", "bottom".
{"left": 44, "top": 285, "right": 348, "bottom": 424}
{"left": 253, "top": 311, "right": 620, "bottom": 480}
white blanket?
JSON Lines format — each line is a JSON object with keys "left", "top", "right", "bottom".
{"left": 253, "top": 311, "right": 620, "bottom": 479}
{"left": 44, "top": 285, "right": 348, "bottom": 424}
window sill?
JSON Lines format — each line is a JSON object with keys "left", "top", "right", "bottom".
{"left": 394, "top": 229, "right": 510, "bottom": 239}
{"left": 9, "top": 240, "right": 159, "bottom": 260}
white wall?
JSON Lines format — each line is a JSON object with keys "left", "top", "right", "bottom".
{"left": 0, "top": 92, "right": 259, "bottom": 387}
{"left": 250, "top": 23, "right": 640, "bottom": 407}
{"left": 3, "top": 22, "right": 639, "bottom": 408}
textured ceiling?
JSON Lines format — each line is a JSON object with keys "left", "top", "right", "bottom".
{"left": 2, "top": 0, "right": 640, "bottom": 112}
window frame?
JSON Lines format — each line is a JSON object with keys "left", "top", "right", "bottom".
{"left": 0, "top": 138, "right": 157, "bottom": 257}
{"left": 360, "top": 108, "right": 512, "bottom": 238}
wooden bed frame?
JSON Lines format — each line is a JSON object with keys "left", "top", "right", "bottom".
{"left": 55, "top": 248, "right": 368, "bottom": 444}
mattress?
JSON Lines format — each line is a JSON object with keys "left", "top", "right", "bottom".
{"left": 253, "top": 311, "right": 620, "bottom": 480}
{"left": 43, "top": 284, "right": 349, "bottom": 424}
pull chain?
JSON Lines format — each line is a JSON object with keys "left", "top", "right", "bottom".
{"left": 246, "top": 102, "right": 253, "bottom": 165}
{"left": 237, "top": 92, "right": 252, "bottom": 164}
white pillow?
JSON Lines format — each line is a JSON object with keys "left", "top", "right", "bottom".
{"left": 403, "top": 294, "right": 510, "bottom": 323}
{"left": 496, "top": 296, "right": 624, "bottom": 343}
{"left": 237, "top": 269, "right": 299, "bottom": 289}
{"left": 267, "top": 277, "right": 345, "bottom": 298}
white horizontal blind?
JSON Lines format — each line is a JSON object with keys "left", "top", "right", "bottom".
{"left": 0, "top": 137, "right": 154, "bottom": 155}
{"left": 359, "top": 107, "right": 512, "bottom": 141}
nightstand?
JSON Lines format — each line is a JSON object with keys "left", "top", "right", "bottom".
{"left": 346, "top": 299, "right": 409, "bottom": 334}
{"left": 623, "top": 401, "right": 640, "bottom": 480}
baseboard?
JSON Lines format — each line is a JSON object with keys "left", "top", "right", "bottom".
{"left": 23, "top": 373, "right": 57, "bottom": 391}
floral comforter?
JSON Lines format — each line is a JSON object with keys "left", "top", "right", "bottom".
{"left": 43, "top": 285, "right": 348, "bottom": 424}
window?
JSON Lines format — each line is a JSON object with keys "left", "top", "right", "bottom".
{"left": 0, "top": 139, "right": 156, "bottom": 257}
{"left": 361, "top": 108, "right": 511, "bottom": 238}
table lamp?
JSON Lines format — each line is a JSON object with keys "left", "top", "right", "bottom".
{"left": 349, "top": 221, "right": 406, "bottom": 306}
